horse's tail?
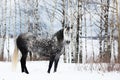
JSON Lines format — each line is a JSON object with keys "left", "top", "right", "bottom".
{"left": 12, "top": 42, "right": 19, "bottom": 71}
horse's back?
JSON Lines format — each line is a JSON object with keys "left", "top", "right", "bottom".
{"left": 17, "top": 32, "right": 34, "bottom": 40}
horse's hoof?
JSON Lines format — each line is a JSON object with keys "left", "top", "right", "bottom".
{"left": 54, "top": 71, "right": 57, "bottom": 73}
{"left": 24, "top": 71, "right": 29, "bottom": 74}
{"left": 47, "top": 71, "right": 50, "bottom": 74}
{"left": 22, "top": 72, "right": 29, "bottom": 74}
{"left": 26, "top": 72, "right": 29, "bottom": 74}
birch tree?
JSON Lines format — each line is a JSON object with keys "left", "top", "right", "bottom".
{"left": 0, "top": 0, "right": 7, "bottom": 61}
{"left": 76, "top": 0, "right": 82, "bottom": 63}
{"left": 109, "top": 0, "right": 116, "bottom": 63}
{"left": 102, "top": 0, "right": 111, "bottom": 63}
{"left": 61, "top": 0, "right": 67, "bottom": 63}
{"left": 116, "top": 0, "right": 120, "bottom": 63}
{"left": 7, "top": 0, "right": 12, "bottom": 61}
{"left": 99, "top": 0, "right": 104, "bottom": 62}
{"left": 83, "top": 1, "right": 87, "bottom": 63}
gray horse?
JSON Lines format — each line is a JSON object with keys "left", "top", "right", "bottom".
{"left": 12, "top": 28, "right": 70, "bottom": 74}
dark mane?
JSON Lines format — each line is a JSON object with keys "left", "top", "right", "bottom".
{"left": 53, "top": 29, "right": 64, "bottom": 42}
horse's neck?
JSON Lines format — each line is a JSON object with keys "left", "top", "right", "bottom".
{"left": 57, "top": 40, "right": 64, "bottom": 47}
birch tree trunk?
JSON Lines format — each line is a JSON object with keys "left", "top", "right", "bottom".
{"left": 33, "top": 0, "right": 40, "bottom": 35}
{"left": 99, "top": 0, "right": 103, "bottom": 62}
{"left": 90, "top": 13, "right": 94, "bottom": 62}
{"left": 110, "top": 0, "right": 116, "bottom": 63}
{"left": 76, "top": 0, "right": 82, "bottom": 63}
{"left": 84, "top": 2, "right": 87, "bottom": 63}
{"left": 1, "top": 0, "right": 7, "bottom": 61}
{"left": 7, "top": 0, "right": 11, "bottom": 61}
{"left": 18, "top": 0, "right": 22, "bottom": 33}
{"left": 116, "top": 0, "right": 120, "bottom": 63}
{"left": 14, "top": 0, "right": 17, "bottom": 37}
{"left": 61, "top": 0, "right": 67, "bottom": 63}
{"left": 103, "top": 0, "right": 111, "bottom": 63}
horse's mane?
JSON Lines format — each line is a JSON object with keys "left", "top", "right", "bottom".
{"left": 52, "top": 29, "right": 64, "bottom": 42}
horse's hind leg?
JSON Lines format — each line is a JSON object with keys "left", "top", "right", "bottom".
{"left": 20, "top": 50, "right": 29, "bottom": 74}
{"left": 47, "top": 55, "right": 55, "bottom": 73}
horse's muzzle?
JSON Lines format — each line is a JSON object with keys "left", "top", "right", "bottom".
{"left": 66, "top": 40, "right": 70, "bottom": 44}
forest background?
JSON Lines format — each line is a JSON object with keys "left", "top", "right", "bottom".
{"left": 0, "top": 0, "right": 120, "bottom": 71}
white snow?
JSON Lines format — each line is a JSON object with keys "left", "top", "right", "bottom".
{"left": 0, "top": 61, "right": 120, "bottom": 80}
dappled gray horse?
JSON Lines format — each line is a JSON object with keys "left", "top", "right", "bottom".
{"left": 12, "top": 28, "right": 70, "bottom": 74}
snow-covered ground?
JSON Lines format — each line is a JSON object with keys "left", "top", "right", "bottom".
{"left": 0, "top": 61, "right": 120, "bottom": 80}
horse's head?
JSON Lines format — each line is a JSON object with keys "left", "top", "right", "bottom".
{"left": 64, "top": 27, "right": 72, "bottom": 44}
{"left": 52, "top": 27, "right": 71, "bottom": 45}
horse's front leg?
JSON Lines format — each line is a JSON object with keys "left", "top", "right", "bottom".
{"left": 29, "top": 51, "right": 32, "bottom": 61}
{"left": 54, "top": 54, "right": 60, "bottom": 72}
{"left": 47, "top": 55, "right": 55, "bottom": 73}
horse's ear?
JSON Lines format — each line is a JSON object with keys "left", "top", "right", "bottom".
{"left": 64, "top": 24, "right": 67, "bottom": 28}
